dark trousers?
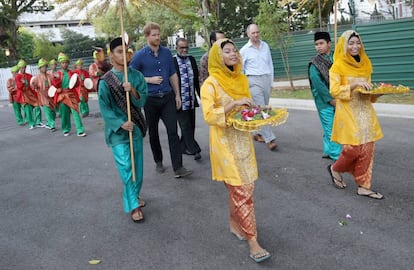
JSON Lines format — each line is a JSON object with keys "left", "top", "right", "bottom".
{"left": 144, "top": 92, "right": 182, "bottom": 171}
{"left": 177, "top": 108, "right": 201, "bottom": 155}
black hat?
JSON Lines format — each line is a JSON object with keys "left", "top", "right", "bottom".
{"left": 109, "top": 37, "right": 123, "bottom": 52}
{"left": 314, "top": 32, "right": 331, "bottom": 42}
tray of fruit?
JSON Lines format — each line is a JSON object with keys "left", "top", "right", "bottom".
{"left": 356, "top": 82, "right": 410, "bottom": 95}
{"left": 227, "top": 106, "right": 289, "bottom": 132}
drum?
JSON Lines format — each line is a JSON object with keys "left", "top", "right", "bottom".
{"left": 48, "top": 86, "right": 57, "bottom": 97}
{"left": 84, "top": 78, "right": 93, "bottom": 90}
{"left": 69, "top": 73, "right": 79, "bottom": 89}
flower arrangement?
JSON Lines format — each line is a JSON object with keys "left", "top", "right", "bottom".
{"left": 235, "top": 106, "right": 276, "bottom": 121}
{"left": 357, "top": 82, "right": 410, "bottom": 94}
{"left": 227, "top": 106, "right": 289, "bottom": 132}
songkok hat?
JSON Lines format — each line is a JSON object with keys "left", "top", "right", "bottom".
{"left": 75, "top": 58, "right": 84, "bottom": 66}
{"left": 109, "top": 37, "right": 123, "bottom": 52}
{"left": 17, "top": 59, "right": 27, "bottom": 68}
{"left": 314, "top": 31, "right": 331, "bottom": 42}
{"left": 38, "top": 58, "right": 48, "bottom": 68}
{"left": 314, "top": 32, "right": 331, "bottom": 42}
{"left": 49, "top": 59, "right": 57, "bottom": 65}
{"left": 11, "top": 65, "right": 19, "bottom": 72}
{"left": 58, "top": 52, "right": 70, "bottom": 63}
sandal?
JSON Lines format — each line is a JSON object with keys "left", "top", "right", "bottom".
{"left": 138, "top": 197, "right": 146, "bottom": 208}
{"left": 131, "top": 207, "right": 144, "bottom": 223}
{"left": 327, "top": 165, "right": 347, "bottom": 189}
{"left": 230, "top": 228, "right": 246, "bottom": 241}
{"left": 357, "top": 187, "right": 384, "bottom": 200}
{"left": 249, "top": 249, "right": 271, "bottom": 263}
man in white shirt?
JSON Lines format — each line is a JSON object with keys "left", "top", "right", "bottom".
{"left": 240, "top": 23, "right": 277, "bottom": 151}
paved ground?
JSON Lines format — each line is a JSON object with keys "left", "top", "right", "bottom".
{"left": 1, "top": 99, "right": 413, "bottom": 270}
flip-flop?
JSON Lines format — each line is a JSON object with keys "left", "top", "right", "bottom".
{"left": 138, "top": 197, "right": 146, "bottom": 208}
{"left": 357, "top": 190, "right": 384, "bottom": 200}
{"left": 249, "top": 250, "right": 271, "bottom": 263}
{"left": 327, "top": 165, "right": 346, "bottom": 189}
{"left": 230, "top": 229, "right": 246, "bottom": 241}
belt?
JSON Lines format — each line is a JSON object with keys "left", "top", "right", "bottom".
{"left": 149, "top": 91, "right": 172, "bottom": 98}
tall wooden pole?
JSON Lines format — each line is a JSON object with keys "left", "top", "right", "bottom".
{"left": 318, "top": 0, "right": 322, "bottom": 30}
{"left": 118, "top": 0, "right": 136, "bottom": 181}
{"left": 334, "top": 0, "right": 338, "bottom": 45}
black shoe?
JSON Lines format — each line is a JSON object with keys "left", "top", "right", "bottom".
{"left": 322, "top": 155, "right": 333, "bottom": 160}
{"left": 174, "top": 167, "right": 193, "bottom": 178}
{"left": 156, "top": 162, "right": 165, "bottom": 173}
{"left": 194, "top": 152, "right": 201, "bottom": 160}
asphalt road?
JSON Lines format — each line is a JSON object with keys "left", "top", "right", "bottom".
{"left": 1, "top": 100, "right": 413, "bottom": 270}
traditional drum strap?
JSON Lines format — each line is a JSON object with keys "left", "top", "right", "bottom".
{"left": 309, "top": 54, "right": 332, "bottom": 87}
{"left": 101, "top": 71, "right": 147, "bottom": 137}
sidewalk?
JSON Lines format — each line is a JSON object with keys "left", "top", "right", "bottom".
{"left": 1, "top": 85, "right": 413, "bottom": 119}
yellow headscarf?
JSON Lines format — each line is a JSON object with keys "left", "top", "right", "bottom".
{"left": 75, "top": 58, "right": 84, "bottom": 66}
{"left": 208, "top": 38, "right": 251, "bottom": 100}
{"left": 38, "top": 58, "right": 48, "bottom": 68}
{"left": 330, "top": 30, "right": 372, "bottom": 77}
{"left": 58, "top": 52, "right": 70, "bottom": 63}
{"left": 11, "top": 65, "right": 19, "bottom": 73}
{"left": 49, "top": 59, "right": 57, "bottom": 65}
{"left": 17, "top": 59, "right": 27, "bottom": 68}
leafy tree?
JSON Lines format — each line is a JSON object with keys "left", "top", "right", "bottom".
{"left": 0, "top": 0, "right": 53, "bottom": 62}
{"left": 32, "top": 33, "right": 64, "bottom": 60}
{"left": 256, "top": 1, "right": 296, "bottom": 89}
{"left": 16, "top": 28, "right": 35, "bottom": 61}
{"left": 60, "top": 29, "right": 100, "bottom": 55}
{"left": 218, "top": 0, "right": 260, "bottom": 38}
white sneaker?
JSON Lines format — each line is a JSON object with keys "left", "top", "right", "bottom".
{"left": 77, "top": 132, "right": 87, "bottom": 137}
{"left": 36, "top": 123, "right": 45, "bottom": 128}
{"left": 63, "top": 132, "right": 70, "bottom": 137}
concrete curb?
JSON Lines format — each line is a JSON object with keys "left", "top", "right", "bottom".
{"left": 269, "top": 98, "right": 414, "bottom": 119}
{"left": 2, "top": 93, "right": 413, "bottom": 119}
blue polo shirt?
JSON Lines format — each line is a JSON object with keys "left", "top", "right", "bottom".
{"left": 129, "top": 45, "right": 177, "bottom": 96}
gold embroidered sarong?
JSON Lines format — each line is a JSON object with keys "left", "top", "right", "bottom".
{"left": 332, "top": 142, "right": 375, "bottom": 189}
{"left": 225, "top": 183, "right": 257, "bottom": 240}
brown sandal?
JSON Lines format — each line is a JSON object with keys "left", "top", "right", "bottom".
{"left": 131, "top": 207, "right": 144, "bottom": 223}
{"left": 327, "top": 165, "right": 347, "bottom": 189}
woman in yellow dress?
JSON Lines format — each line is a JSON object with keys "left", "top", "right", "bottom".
{"left": 328, "top": 30, "right": 384, "bottom": 199}
{"left": 200, "top": 38, "right": 271, "bottom": 263}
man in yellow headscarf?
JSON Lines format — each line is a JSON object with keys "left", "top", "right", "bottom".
{"left": 328, "top": 30, "right": 384, "bottom": 199}
{"left": 7, "top": 65, "right": 25, "bottom": 125}
{"left": 73, "top": 58, "right": 90, "bottom": 117}
{"left": 54, "top": 52, "right": 86, "bottom": 137}
{"left": 15, "top": 59, "right": 41, "bottom": 129}
{"left": 31, "top": 58, "right": 56, "bottom": 131}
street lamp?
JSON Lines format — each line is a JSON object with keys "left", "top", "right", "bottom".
{"left": 4, "top": 48, "right": 11, "bottom": 66}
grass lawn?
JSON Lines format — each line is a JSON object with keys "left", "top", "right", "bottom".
{"left": 271, "top": 89, "right": 414, "bottom": 105}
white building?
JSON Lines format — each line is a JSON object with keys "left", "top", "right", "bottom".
{"left": 18, "top": 7, "right": 97, "bottom": 42}
{"left": 335, "top": 0, "right": 412, "bottom": 24}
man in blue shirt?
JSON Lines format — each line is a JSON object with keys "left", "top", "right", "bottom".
{"left": 130, "top": 22, "right": 192, "bottom": 178}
